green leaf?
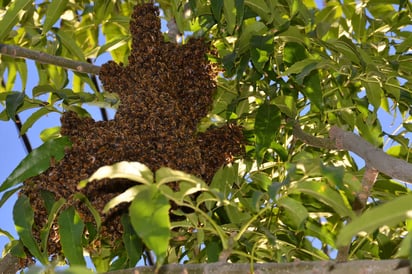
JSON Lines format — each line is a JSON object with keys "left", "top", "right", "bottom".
{"left": 223, "top": 0, "right": 236, "bottom": 34}
{"left": 13, "top": 195, "right": 48, "bottom": 264}
{"left": 58, "top": 207, "right": 86, "bottom": 266}
{"left": 250, "top": 171, "right": 271, "bottom": 191}
{"left": 237, "top": 21, "right": 267, "bottom": 54}
{"left": 337, "top": 193, "right": 412, "bottom": 247}
{"left": 363, "top": 80, "right": 383, "bottom": 110}
{"left": 289, "top": 181, "right": 355, "bottom": 219}
{"left": 42, "top": 0, "right": 69, "bottom": 34}
{"left": 32, "top": 85, "right": 57, "bottom": 97}
{"left": 39, "top": 126, "right": 61, "bottom": 142}
{"left": 0, "top": 227, "right": 14, "bottom": 241}
{"left": 5, "top": 92, "right": 24, "bottom": 121}
{"left": 56, "top": 29, "right": 85, "bottom": 61}
{"left": 205, "top": 241, "right": 221, "bottom": 263}
{"left": 283, "top": 42, "right": 307, "bottom": 65}
{"left": 129, "top": 185, "right": 171, "bottom": 266}
{"left": 244, "top": 0, "right": 270, "bottom": 22}
{"left": 0, "top": 0, "right": 32, "bottom": 42}
{"left": 7, "top": 240, "right": 27, "bottom": 259}
{"left": 283, "top": 59, "right": 318, "bottom": 76}
{"left": 210, "top": 0, "right": 223, "bottom": 21}
{"left": 356, "top": 116, "right": 383, "bottom": 147}
{"left": 103, "top": 185, "right": 142, "bottom": 213}
{"left": 121, "top": 214, "right": 143, "bottom": 268}
{"left": 384, "top": 78, "right": 400, "bottom": 101}
{"left": 254, "top": 103, "right": 281, "bottom": 165}
{"left": 40, "top": 198, "right": 66, "bottom": 254}
{"left": 250, "top": 35, "right": 274, "bottom": 73}
{"left": 78, "top": 161, "right": 153, "bottom": 189}
{"left": 20, "top": 108, "right": 54, "bottom": 136}
{"left": 40, "top": 190, "right": 56, "bottom": 214}
{"left": 73, "top": 193, "right": 101, "bottom": 232}
{"left": 0, "top": 136, "right": 72, "bottom": 193}
{"left": 15, "top": 59, "right": 27, "bottom": 91}
{"left": 278, "top": 196, "right": 309, "bottom": 230}
{"left": 332, "top": 38, "right": 362, "bottom": 65}
{"left": 303, "top": 71, "right": 323, "bottom": 110}
{"left": 0, "top": 186, "right": 21, "bottom": 208}
{"left": 273, "top": 95, "right": 297, "bottom": 117}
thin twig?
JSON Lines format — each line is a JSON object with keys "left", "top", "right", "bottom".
{"left": 0, "top": 44, "right": 101, "bottom": 75}
{"left": 14, "top": 114, "right": 32, "bottom": 153}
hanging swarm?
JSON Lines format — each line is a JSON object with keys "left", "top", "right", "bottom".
{"left": 22, "top": 3, "right": 244, "bottom": 256}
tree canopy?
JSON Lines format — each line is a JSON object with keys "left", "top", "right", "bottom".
{"left": 1, "top": 0, "right": 412, "bottom": 273}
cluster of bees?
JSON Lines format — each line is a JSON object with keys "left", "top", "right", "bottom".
{"left": 22, "top": 3, "right": 244, "bottom": 256}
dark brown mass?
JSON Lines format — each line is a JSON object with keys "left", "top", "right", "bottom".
{"left": 22, "top": 3, "right": 244, "bottom": 256}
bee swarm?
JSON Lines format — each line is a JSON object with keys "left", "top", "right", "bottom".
{"left": 22, "top": 3, "right": 244, "bottom": 256}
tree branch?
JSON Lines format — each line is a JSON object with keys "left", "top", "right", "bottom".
{"left": 0, "top": 44, "right": 101, "bottom": 75}
{"left": 336, "top": 165, "right": 379, "bottom": 262}
{"left": 0, "top": 253, "right": 21, "bottom": 274}
{"left": 292, "top": 122, "right": 412, "bottom": 184}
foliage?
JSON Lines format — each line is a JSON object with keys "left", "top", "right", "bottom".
{"left": 1, "top": 0, "right": 412, "bottom": 272}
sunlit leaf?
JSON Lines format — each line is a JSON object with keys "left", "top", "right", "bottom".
{"left": 129, "top": 185, "right": 170, "bottom": 266}
{"left": 42, "top": 0, "right": 69, "bottom": 34}
{"left": 58, "top": 207, "right": 86, "bottom": 266}
{"left": 155, "top": 167, "right": 206, "bottom": 187}
{"left": 39, "top": 126, "right": 61, "bottom": 142}
{"left": 78, "top": 161, "right": 153, "bottom": 189}
{"left": 0, "top": 137, "right": 72, "bottom": 193}
{"left": 237, "top": 21, "right": 267, "bottom": 54}
{"left": 273, "top": 95, "right": 297, "bottom": 117}
{"left": 223, "top": 0, "right": 236, "bottom": 34}
{"left": 20, "top": 107, "right": 55, "bottom": 135}
{"left": 0, "top": 0, "right": 32, "bottom": 42}
{"left": 0, "top": 186, "right": 20, "bottom": 208}
{"left": 56, "top": 29, "right": 85, "bottom": 61}
{"left": 103, "top": 185, "right": 143, "bottom": 213}
{"left": 337, "top": 193, "right": 412, "bottom": 246}
{"left": 363, "top": 80, "right": 383, "bottom": 110}
{"left": 289, "top": 181, "right": 355, "bottom": 219}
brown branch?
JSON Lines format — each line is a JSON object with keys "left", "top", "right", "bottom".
{"left": 291, "top": 122, "right": 336, "bottom": 150}
{"left": 336, "top": 165, "right": 379, "bottom": 262}
{"left": 0, "top": 253, "right": 21, "bottom": 274}
{"left": 353, "top": 165, "right": 379, "bottom": 214}
{"left": 0, "top": 44, "right": 101, "bottom": 75}
{"left": 292, "top": 122, "right": 412, "bottom": 184}
{"left": 329, "top": 126, "right": 412, "bottom": 184}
